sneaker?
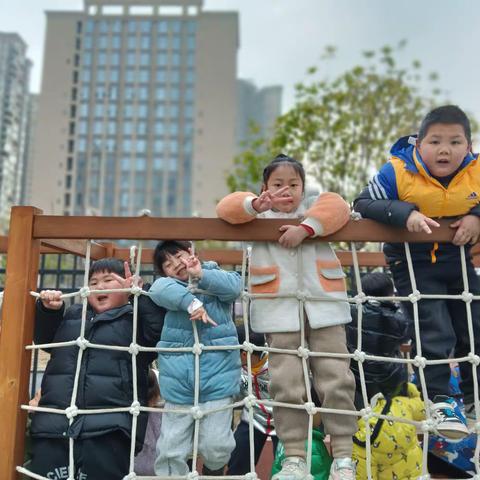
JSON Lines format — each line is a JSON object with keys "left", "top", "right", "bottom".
{"left": 271, "top": 456, "right": 308, "bottom": 480}
{"left": 431, "top": 395, "right": 469, "bottom": 440}
{"left": 328, "top": 457, "right": 356, "bottom": 480}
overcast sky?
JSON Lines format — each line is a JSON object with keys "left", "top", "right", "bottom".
{"left": 2, "top": 0, "right": 479, "bottom": 121}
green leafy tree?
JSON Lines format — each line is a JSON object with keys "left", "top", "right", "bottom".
{"left": 228, "top": 42, "right": 447, "bottom": 200}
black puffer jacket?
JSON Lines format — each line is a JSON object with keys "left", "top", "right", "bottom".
{"left": 31, "top": 296, "right": 165, "bottom": 451}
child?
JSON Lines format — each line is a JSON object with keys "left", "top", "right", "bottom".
{"left": 348, "top": 272, "right": 424, "bottom": 479}
{"left": 353, "top": 383, "right": 425, "bottom": 480}
{"left": 347, "top": 272, "right": 410, "bottom": 407}
{"left": 354, "top": 105, "right": 480, "bottom": 439}
{"left": 29, "top": 258, "right": 165, "bottom": 480}
{"left": 149, "top": 240, "right": 241, "bottom": 476}
{"left": 228, "top": 326, "right": 278, "bottom": 475}
{"left": 217, "top": 154, "right": 357, "bottom": 480}
{"left": 134, "top": 369, "right": 162, "bottom": 476}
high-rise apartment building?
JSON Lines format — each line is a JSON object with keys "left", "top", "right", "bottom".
{"left": 0, "top": 33, "right": 32, "bottom": 231}
{"left": 22, "top": 93, "right": 39, "bottom": 205}
{"left": 236, "top": 79, "right": 282, "bottom": 152}
{"left": 31, "top": 0, "right": 238, "bottom": 217}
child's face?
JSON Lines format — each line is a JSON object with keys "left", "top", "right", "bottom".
{"left": 88, "top": 270, "right": 130, "bottom": 313}
{"left": 417, "top": 123, "right": 471, "bottom": 177}
{"left": 161, "top": 249, "right": 191, "bottom": 281}
{"left": 264, "top": 164, "right": 303, "bottom": 213}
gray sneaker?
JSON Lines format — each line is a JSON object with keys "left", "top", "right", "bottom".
{"left": 272, "top": 456, "right": 308, "bottom": 480}
{"left": 328, "top": 457, "right": 356, "bottom": 480}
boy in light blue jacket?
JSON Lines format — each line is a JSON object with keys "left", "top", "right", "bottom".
{"left": 149, "top": 240, "right": 241, "bottom": 476}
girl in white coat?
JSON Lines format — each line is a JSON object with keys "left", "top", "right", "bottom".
{"left": 217, "top": 154, "right": 357, "bottom": 480}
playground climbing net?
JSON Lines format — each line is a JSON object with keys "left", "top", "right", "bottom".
{"left": 16, "top": 240, "right": 480, "bottom": 480}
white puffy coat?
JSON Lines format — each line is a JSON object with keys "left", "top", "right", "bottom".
{"left": 217, "top": 192, "right": 351, "bottom": 333}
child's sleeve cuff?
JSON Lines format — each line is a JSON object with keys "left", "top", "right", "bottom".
{"left": 301, "top": 218, "right": 324, "bottom": 237}
{"left": 243, "top": 196, "right": 258, "bottom": 217}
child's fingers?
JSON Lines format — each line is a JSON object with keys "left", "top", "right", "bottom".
{"left": 424, "top": 217, "right": 440, "bottom": 228}
{"left": 420, "top": 221, "right": 432, "bottom": 234}
{"left": 124, "top": 261, "right": 132, "bottom": 278}
{"left": 278, "top": 225, "right": 291, "bottom": 232}
{"left": 271, "top": 186, "right": 290, "bottom": 197}
{"left": 449, "top": 220, "right": 461, "bottom": 228}
{"left": 204, "top": 313, "right": 217, "bottom": 326}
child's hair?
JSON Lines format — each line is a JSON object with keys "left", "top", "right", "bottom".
{"left": 418, "top": 105, "right": 471, "bottom": 143}
{"left": 262, "top": 153, "right": 306, "bottom": 191}
{"left": 88, "top": 257, "right": 125, "bottom": 280}
{"left": 361, "top": 272, "right": 394, "bottom": 298}
{"left": 236, "top": 325, "right": 265, "bottom": 349}
{"left": 147, "top": 369, "right": 161, "bottom": 404}
{"left": 153, "top": 240, "right": 192, "bottom": 276}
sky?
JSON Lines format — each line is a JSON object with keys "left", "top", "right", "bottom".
{"left": 2, "top": 0, "right": 480, "bottom": 120}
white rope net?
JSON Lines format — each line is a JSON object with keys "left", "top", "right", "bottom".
{"left": 16, "top": 239, "right": 480, "bottom": 480}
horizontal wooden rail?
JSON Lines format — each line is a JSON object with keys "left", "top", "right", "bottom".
{"left": 33, "top": 215, "right": 460, "bottom": 243}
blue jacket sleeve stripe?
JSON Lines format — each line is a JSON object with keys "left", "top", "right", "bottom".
{"left": 367, "top": 162, "right": 398, "bottom": 200}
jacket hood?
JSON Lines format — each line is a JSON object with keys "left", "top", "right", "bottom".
{"left": 390, "top": 134, "right": 478, "bottom": 176}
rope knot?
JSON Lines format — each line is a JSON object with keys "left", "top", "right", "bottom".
{"left": 350, "top": 211, "right": 362, "bottom": 221}
{"left": 408, "top": 290, "right": 421, "bottom": 304}
{"left": 468, "top": 352, "right": 480, "bottom": 366}
{"left": 297, "top": 346, "right": 310, "bottom": 359}
{"left": 129, "top": 401, "right": 140, "bottom": 417}
{"left": 296, "top": 291, "right": 307, "bottom": 303}
{"left": 65, "top": 406, "right": 78, "bottom": 419}
{"left": 79, "top": 286, "right": 90, "bottom": 298}
{"left": 360, "top": 407, "right": 373, "bottom": 422}
{"left": 187, "top": 472, "right": 199, "bottom": 480}
{"left": 353, "top": 350, "right": 366, "bottom": 363}
{"left": 306, "top": 474, "right": 315, "bottom": 480}
{"left": 413, "top": 355, "right": 427, "bottom": 369}
{"left": 130, "top": 285, "right": 143, "bottom": 296}
{"left": 354, "top": 292, "right": 367, "bottom": 305}
{"left": 240, "top": 291, "right": 250, "bottom": 301}
{"left": 242, "top": 341, "right": 254, "bottom": 354}
{"left": 304, "top": 401, "right": 316, "bottom": 415}
{"left": 123, "top": 473, "right": 137, "bottom": 480}
{"left": 462, "top": 291, "right": 474, "bottom": 303}
{"left": 192, "top": 343, "right": 203, "bottom": 356}
{"left": 245, "top": 473, "right": 258, "bottom": 480}
{"left": 75, "top": 337, "right": 88, "bottom": 350}
{"left": 244, "top": 395, "right": 257, "bottom": 409}
{"left": 190, "top": 406, "right": 203, "bottom": 420}
{"left": 128, "top": 343, "right": 139, "bottom": 356}
{"left": 422, "top": 418, "right": 435, "bottom": 432}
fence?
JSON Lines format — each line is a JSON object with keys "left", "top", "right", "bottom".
{"left": 0, "top": 206, "right": 475, "bottom": 479}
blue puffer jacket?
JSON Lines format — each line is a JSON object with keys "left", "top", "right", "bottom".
{"left": 149, "top": 262, "right": 241, "bottom": 405}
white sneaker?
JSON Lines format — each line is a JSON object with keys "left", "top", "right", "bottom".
{"left": 328, "top": 457, "right": 356, "bottom": 480}
{"left": 271, "top": 456, "right": 308, "bottom": 480}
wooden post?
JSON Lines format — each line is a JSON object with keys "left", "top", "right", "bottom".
{"left": 0, "top": 207, "right": 41, "bottom": 479}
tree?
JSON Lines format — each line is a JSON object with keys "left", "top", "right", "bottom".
{"left": 227, "top": 42, "right": 445, "bottom": 200}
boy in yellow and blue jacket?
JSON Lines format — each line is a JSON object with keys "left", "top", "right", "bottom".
{"left": 354, "top": 105, "right": 480, "bottom": 439}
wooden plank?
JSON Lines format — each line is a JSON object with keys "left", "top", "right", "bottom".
{"left": 33, "top": 216, "right": 460, "bottom": 242}
{"left": 0, "top": 207, "right": 42, "bottom": 479}
{"left": 40, "top": 239, "right": 106, "bottom": 259}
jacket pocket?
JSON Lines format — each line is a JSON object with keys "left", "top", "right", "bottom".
{"left": 249, "top": 266, "right": 280, "bottom": 294}
{"left": 316, "top": 260, "right": 346, "bottom": 292}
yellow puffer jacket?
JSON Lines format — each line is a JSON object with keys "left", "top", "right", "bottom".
{"left": 353, "top": 383, "right": 425, "bottom": 480}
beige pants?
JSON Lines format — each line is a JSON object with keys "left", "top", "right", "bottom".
{"left": 267, "top": 324, "right": 357, "bottom": 458}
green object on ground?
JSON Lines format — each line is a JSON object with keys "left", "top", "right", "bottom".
{"left": 270, "top": 429, "right": 333, "bottom": 480}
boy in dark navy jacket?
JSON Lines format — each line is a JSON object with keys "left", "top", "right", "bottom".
{"left": 29, "top": 258, "right": 165, "bottom": 480}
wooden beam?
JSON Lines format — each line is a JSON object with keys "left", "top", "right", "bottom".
{"left": 40, "top": 239, "right": 107, "bottom": 259}
{"left": 0, "top": 207, "right": 42, "bottom": 479}
{"left": 33, "top": 215, "right": 460, "bottom": 242}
